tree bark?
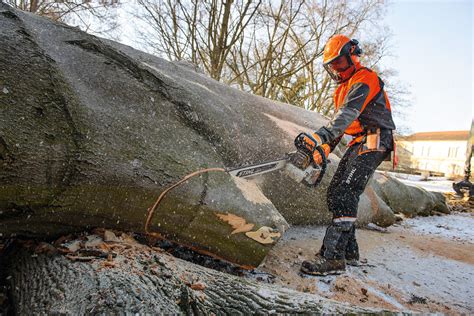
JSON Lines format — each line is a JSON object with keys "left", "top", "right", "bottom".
{"left": 3, "top": 239, "right": 387, "bottom": 314}
{"left": 0, "top": 4, "right": 289, "bottom": 268}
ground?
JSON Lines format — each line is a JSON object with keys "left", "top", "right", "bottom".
{"left": 1, "top": 210, "right": 473, "bottom": 313}
{"left": 1, "top": 174, "right": 472, "bottom": 313}
{"left": 256, "top": 211, "right": 474, "bottom": 314}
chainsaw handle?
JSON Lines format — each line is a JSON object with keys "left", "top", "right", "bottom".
{"left": 311, "top": 146, "right": 327, "bottom": 187}
{"left": 294, "top": 132, "right": 319, "bottom": 155}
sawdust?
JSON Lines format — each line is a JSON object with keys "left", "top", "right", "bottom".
{"left": 258, "top": 223, "right": 474, "bottom": 314}
{"left": 259, "top": 238, "right": 321, "bottom": 293}
{"left": 396, "top": 233, "right": 474, "bottom": 265}
{"left": 232, "top": 176, "right": 272, "bottom": 205}
{"left": 373, "top": 283, "right": 456, "bottom": 314}
{"left": 259, "top": 239, "right": 402, "bottom": 313}
{"left": 263, "top": 113, "right": 312, "bottom": 137}
{"left": 328, "top": 275, "right": 403, "bottom": 310}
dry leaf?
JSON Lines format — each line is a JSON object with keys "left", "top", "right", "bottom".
{"left": 102, "top": 261, "right": 116, "bottom": 268}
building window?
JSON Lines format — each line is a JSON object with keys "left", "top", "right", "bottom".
{"left": 448, "top": 147, "right": 458, "bottom": 158}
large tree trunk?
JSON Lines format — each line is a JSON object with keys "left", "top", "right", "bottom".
{"left": 3, "top": 235, "right": 389, "bottom": 314}
{"left": 0, "top": 3, "right": 448, "bottom": 269}
{"left": 0, "top": 4, "right": 291, "bottom": 267}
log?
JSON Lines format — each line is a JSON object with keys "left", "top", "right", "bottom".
{"left": 371, "top": 172, "right": 450, "bottom": 217}
{"left": 2, "top": 234, "right": 390, "bottom": 314}
{"left": 0, "top": 4, "right": 289, "bottom": 267}
{"left": 0, "top": 3, "right": 448, "bottom": 268}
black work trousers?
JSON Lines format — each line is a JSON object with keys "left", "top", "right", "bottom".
{"left": 321, "top": 142, "right": 390, "bottom": 260}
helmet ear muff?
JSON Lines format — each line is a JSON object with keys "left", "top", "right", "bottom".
{"left": 350, "top": 39, "right": 362, "bottom": 56}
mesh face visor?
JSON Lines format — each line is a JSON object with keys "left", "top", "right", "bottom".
{"left": 323, "top": 54, "right": 354, "bottom": 83}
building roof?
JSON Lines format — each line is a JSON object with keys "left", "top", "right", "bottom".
{"left": 400, "top": 130, "right": 469, "bottom": 142}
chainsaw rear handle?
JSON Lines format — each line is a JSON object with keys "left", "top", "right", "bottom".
{"left": 311, "top": 145, "right": 327, "bottom": 187}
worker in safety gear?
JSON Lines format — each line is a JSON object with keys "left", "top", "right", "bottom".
{"left": 298, "top": 34, "right": 396, "bottom": 275}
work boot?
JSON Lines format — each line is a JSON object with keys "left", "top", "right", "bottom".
{"left": 345, "top": 242, "right": 360, "bottom": 266}
{"left": 318, "top": 246, "right": 359, "bottom": 266}
{"left": 301, "top": 254, "right": 346, "bottom": 276}
{"left": 345, "top": 254, "right": 360, "bottom": 266}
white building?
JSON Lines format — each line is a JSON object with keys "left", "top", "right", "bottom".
{"left": 395, "top": 130, "right": 470, "bottom": 178}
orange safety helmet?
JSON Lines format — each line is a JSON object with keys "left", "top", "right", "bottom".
{"left": 323, "top": 34, "right": 362, "bottom": 83}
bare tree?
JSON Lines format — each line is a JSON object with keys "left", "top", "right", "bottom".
{"left": 227, "top": 0, "right": 311, "bottom": 100}
{"left": 134, "top": 0, "right": 262, "bottom": 81}
{"left": 222, "top": 0, "right": 411, "bottom": 132}
{"left": 226, "top": 0, "right": 390, "bottom": 110}
{"left": 5, "top": 0, "right": 120, "bottom": 35}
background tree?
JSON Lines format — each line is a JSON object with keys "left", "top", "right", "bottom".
{"left": 132, "top": 0, "right": 409, "bottom": 129}
{"left": 226, "top": 0, "right": 395, "bottom": 114}
{"left": 134, "top": 0, "right": 262, "bottom": 81}
{"left": 4, "top": 0, "right": 120, "bottom": 35}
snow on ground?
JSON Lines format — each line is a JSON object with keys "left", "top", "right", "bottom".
{"left": 380, "top": 171, "right": 456, "bottom": 193}
{"left": 257, "top": 212, "right": 474, "bottom": 314}
{"left": 399, "top": 212, "right": 474, "bottom": 243}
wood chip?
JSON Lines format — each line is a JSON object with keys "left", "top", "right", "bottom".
{"left": 245, "top": 226, "right": 281, "bottom": 244}
{"left": 104, "top": 230, "right": 120, "bottom": 242}
{"left": 231, "top": 223, "right": 255, "bottom": 235}
{"left": 215, "top": 212, "right": 255, "bottom": 235}
{"left": 190, "top": 283, "right": 206, "bottom": 291}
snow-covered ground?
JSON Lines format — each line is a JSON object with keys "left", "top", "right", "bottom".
{"left": 259, "top": 212, "right": 474, "bottom": 313}
{"left": 380, "top": 171, "right": 456, "bottom": 193}
{"left": 399, "top": 212, "right": 474, "bottom": 243}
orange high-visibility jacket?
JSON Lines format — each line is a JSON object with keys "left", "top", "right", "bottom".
{"left": 316, "top": 65, "right": 396, "bottom": 148}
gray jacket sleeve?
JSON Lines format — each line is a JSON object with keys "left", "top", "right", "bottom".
{"left": 316, "top": 83, "right": 371, "bottom": 144}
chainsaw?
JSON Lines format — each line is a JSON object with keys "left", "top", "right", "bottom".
{"left": 227, "top": 133, "right": 328, "bottom": 187}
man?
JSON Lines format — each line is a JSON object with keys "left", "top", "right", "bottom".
{"left": 299, "top": 34, "right": 396, "bottom": 275}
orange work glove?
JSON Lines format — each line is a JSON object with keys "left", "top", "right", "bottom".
{"left": 294, "top": 132, "right": 322, "bottom": 153}
{"left": 312, "top": 144, "right": 330, "bottom": 165}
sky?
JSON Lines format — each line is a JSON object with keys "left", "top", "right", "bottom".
{"left": 380, "top": 0, "right": 473, "bottom": 133}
